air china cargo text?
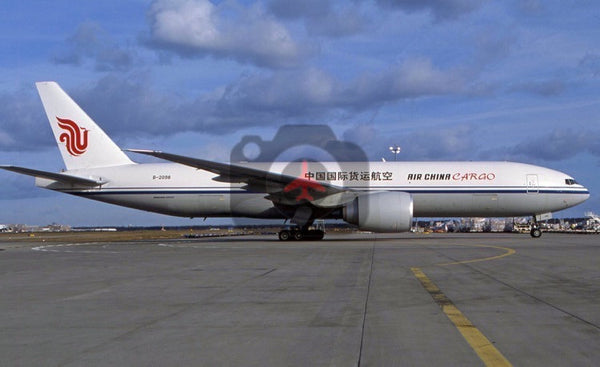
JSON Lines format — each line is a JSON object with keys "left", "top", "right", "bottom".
{"left": 407, "top": 172, "right": 496, "bottom": 181}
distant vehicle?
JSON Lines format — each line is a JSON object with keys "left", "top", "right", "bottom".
{"left": 1, "top": 82, "right": 590, "bottom": 239}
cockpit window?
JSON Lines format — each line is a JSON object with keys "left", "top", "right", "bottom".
{"left": 565, "top": 178, "right": 578, "bottom": 185}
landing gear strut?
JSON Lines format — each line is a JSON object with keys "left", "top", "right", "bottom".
{"left": 278, "top": 227, "right": 325, "bottom": 241}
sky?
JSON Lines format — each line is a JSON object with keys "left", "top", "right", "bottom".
{"left": 1, "top": 0, "right": 599, "bottom": 226}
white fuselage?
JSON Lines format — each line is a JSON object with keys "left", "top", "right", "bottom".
{"left": 36, "top": 161, "right": 590, "bottom": 219}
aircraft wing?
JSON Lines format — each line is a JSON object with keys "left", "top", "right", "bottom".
{"left": 0, "top": 165, "right": 105, "bottom": 187}
{"left": 127, "top": 149, "right": 358, "bottom": 208}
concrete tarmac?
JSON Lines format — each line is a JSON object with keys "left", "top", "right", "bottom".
{"left": 1, "top": 233, "right": 599, "bottom": 366}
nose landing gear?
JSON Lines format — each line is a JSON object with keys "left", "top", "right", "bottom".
{"left": 530, "top": 226, "right": 542, "bottom": 238}
{"left": 530, "top": 216, "right": 543, "bottom": 238}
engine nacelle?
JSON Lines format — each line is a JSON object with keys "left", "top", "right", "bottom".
{"left": 343, "top": 191, "right": 413, "bottom": 232}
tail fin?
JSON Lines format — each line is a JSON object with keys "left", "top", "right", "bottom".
{"left": 36, "top": 81, "right": 134, "bottom": 170}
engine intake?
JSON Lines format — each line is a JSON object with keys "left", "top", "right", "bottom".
{"left": 343, "top": 191, "right": 413, "bottom": 232}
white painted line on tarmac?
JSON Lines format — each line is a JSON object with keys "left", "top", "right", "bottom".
{"left": 32, "top": 243, "right": 120, "bottom": 254}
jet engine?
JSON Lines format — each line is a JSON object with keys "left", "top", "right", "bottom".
{"left": 343, "top": 191, "right": 413, "bottom": 232}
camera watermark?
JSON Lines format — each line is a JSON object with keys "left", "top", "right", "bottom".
{"left": 229, "top": 124, "right": 370, "bottom": 228}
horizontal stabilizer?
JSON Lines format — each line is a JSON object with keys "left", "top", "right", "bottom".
{"left": 0, "top": 165, "right": 105, "bottom": 186}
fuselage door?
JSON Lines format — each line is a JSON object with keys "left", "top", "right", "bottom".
{"left": 526, "top": 174, "right": 539, "bottom": 194}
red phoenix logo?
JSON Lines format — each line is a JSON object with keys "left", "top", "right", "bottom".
{"left": 56, "top": 117, "right": 89, "bottom": 156}
{"left": 283, "top": 161, "right": 326, "bottom": 202}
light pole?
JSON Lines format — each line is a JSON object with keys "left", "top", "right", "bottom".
{"left": 389, "top": 145, "right": 401, "bottom": 161}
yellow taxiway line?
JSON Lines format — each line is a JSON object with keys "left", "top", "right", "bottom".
{"left": 411, "top": 242, "right": 517, "bottom": 366}
{"left": 436, "top": 244, "right": 516, "bottom": 266}
{"left": 411, "top": 267, "right": 512, "bottom": 366}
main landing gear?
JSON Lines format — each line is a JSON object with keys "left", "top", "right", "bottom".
{"left": 278, "top": 219, "right": 326, "bottom": 241}
{"left": 278, "top": 227, "right": 325, "bottom": 241}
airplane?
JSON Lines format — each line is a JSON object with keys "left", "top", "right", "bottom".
{"left": 0, "top": 82, "right": 590, "bottom": 240}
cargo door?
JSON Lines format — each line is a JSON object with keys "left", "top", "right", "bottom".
{"left": 526, "top": 174, "right": 539, "bottom": 194}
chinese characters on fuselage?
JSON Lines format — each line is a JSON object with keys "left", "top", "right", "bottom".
{"left": 303, "top": 170, "right": 496, "bottom": 182}
{"left": 304, "top": 171, "right": 393, "bottom": 181}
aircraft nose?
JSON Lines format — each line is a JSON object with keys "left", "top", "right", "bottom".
{"left": 577, "top": 186, "right": 590, "bottom": 204}
{"left": 583, "top": 189, "right": 590, "bottom": 202}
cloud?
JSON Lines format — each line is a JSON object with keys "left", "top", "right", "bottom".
{"left": 340, "top": 123, "right": 481, "bottom": 161}
{"left": 579, "top": 53, "right": 600, "bottom": 77}
{"left": 517, "top": 0, "right": 543, "bottom": 14}
{"left": 339, "top": 58, "right": 465, "bottom": 108}
{"left": 267, "top": 0, "right": 332, "bottom": 21}
{"left": 267, "top": 0, "right": 367, "bottom": 37}
{"left": 1, "top": 56, "right": 466, "bottom": 152}
{"left": 342, "top": 123, "right": 378, "bottom": 147}
{"left": 73, "top": 74, "right": 178, "bottom": 137}
{"left": 396, "top": 124, "right": 480, "bottom": 160}
{"left": 147, "top": 0, "right": 309, "bottom": 68}
{"left": 0, "top": 77, "right": 175, "bottom": 152}
{"left": 507, "top": 79, "right": 566, "bottom": 97}
{"left": 0, "top": 174, "right": 51, "bottom": 200}
{"left": 507, "top": 129, "right": 600, "bottom": 162}
{"left": 375, "top": 0, "right": 486, "bottom": 21}
{"left": 0, "top": 88, "right": 52, "bottom": 152}
{"left": 206, "top": 68, "right": 335, "bottom": 116}
{"left": 52, "top": 21, "right": 136, "bottom": 72}
{"left": 197, "top": 58, "right": 464, "bottom": 129}
{"left": 205, "top": 58, "right": 463, "bottom": 119}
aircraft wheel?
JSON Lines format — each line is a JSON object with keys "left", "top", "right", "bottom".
{"left": 313, "top": 230, "right": 325, "bottom": 240}
{"left": 530, "top": 228, "right": 542, "bottom": 238}
{"left": 279, "top": 230, "right": 291, "bottom": 241}
{"left": 317, "top": 231, "right": 325, "bottom": 240}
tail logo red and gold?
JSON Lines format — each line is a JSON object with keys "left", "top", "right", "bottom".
{"left": 56, "top": 117, "right": 88, "bottom": 156}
